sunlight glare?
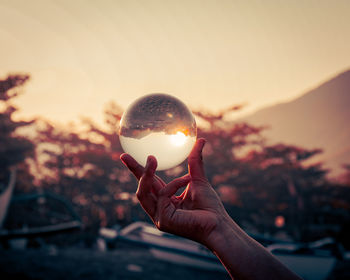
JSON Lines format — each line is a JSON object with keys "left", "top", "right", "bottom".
{"left": 120, "top": 132, "right": 196, "bottom": 170}
{"left": 170, "top": 131, "right": 187, "bottom": 147}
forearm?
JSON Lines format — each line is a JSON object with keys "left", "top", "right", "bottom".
{"left": 205, "top": 216, "right": 302, "bottom": 280}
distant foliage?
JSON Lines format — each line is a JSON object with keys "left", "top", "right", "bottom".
{"left": 2, "top": 77, "right": 350, "bottom": 246}
{"left": 191, "top": 108, "right": 348, "bottom": 241}
{"left": 0, "top": 75, "right": 34, "bottom": 192}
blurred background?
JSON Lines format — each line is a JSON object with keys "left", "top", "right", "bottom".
{"left": 1, "top": 0, "right": 350, "bottom": 279}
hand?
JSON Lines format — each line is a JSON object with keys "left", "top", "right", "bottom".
{"left": 121, "top": 138, "right": 302, "bottom": 280}
{"left": 120, "top": 138, "right": 230, "bottom": 245}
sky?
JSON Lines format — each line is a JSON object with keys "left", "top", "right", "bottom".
{"left": 1, "top": 0, "right": 350, "bottom": 126}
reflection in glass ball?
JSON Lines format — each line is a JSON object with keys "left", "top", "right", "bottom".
{"left": 119, "top": 93, "right": 197, "bottom": 170}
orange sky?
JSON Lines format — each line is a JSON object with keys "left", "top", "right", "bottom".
{"left": 1, "top": 0, "right": 350, "bottom": 126}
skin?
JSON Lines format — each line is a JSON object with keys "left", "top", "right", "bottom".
{"left": 120, "top": 138, "right": 302, "bottom": 280}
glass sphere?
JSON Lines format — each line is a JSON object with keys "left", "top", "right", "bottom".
{"left": 119, "top": 93, "right": 197, "bottom": 170}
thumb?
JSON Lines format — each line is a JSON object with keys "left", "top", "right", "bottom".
{"left": 188, "top": 138, "right": 206, "bottom": 180}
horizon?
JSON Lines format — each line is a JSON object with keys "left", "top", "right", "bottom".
{"left": 9, "top": 67, "right": 349, "bottom": 128}
{"left": 1, "top": 0, "right": 350, "bottom": 126}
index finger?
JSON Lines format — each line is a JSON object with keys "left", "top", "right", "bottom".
{"left": 188, "top": 138, "right": 206, "bottom": 180}
{"left": 120, "top": 153, "right": 144, "bottom": 180}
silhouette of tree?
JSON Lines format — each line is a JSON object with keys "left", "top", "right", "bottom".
{"left": 339, "top": 164, "right": 350, "bottom": 186}
{"left": 2, "top": 76, "right": 347, "bottom": 245}
{"left": 242, "top": 144, "right": 328, "bottom": 240}
{"left": 0, "top": 74, "right": 34, "bottom": 192}
{"left": 29, "top": 103, "right": 146, "bottom": 244}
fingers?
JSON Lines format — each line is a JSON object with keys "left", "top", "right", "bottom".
{"left": 176, "top": 187, "right": 188, "bottom": 200}
{"left": 145, "top": 155, "right": 157, "bottom": 177}
{"left": 188, "top": 138, "right": 206, "bottom": 180}
{"left": 160, "top": 174, "right": 191, "bottom": 197}
{"left": 136, "top": 156, "right": 158, "bottom": 218}
{"left": 120, "top": 153, "right": 144, "bottom": 180}
{"left": 137, "top": 156, "right": 157, "bottom": 198}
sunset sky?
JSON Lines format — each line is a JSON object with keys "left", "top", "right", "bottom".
{"left": 1, "top": 0, "right": 349, "bottom": 126}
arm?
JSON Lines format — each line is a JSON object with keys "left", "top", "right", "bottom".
{"left": 120, "top": 139, "right": 302, "bottom": 280}
{"left": 205, "top": 215, "right": 301, "bottom": 280}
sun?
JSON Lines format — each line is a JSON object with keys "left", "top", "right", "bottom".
{"left": 170, "top": 131, "right": 187, "bottom": 147}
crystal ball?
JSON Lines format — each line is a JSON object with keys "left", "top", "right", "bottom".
{"left": 119, "top": 93, "right": 197, "bottom": 170}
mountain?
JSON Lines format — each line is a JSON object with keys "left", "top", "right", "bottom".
{"left": 240, "top": 69, "right": 350, "bottom": 176}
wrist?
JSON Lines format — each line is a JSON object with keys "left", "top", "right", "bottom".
{"left": 204, "top": 213, "right": 243, "bottom": 251}
{"left": 203, "top": 214, "right": 303, "bottom": 280}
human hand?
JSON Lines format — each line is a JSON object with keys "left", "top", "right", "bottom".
{"left": 120, "top": 138, "right": 230, "bottom": 245}
{"left": 121, "top": 139, "right": 303, "bottom": 280}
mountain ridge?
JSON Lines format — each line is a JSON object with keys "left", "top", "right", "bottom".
{"left": 240, "top": 69, "right": 350, "bottom": 175}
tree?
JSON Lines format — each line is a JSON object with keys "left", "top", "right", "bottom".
{"left": 242, "top": 144, "right": 328, "bottom": 240}
{"left": 0, "top": 75, "right": 34, "bottom": 192}
{"left": 30, "top": 102, "right": 144, "bottom": 242}
{"left": 339, "top": 164, "right": 350, "bottom": 186}
{"left": 191, "top": 107, "right": 333, "bottom": 241}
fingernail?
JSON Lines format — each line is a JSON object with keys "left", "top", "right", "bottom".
{"left": 146, "top": 155, "right": 155, "bottom": 169}
{"left": 146, "top": 155, "right": 151, "bottom": 167}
